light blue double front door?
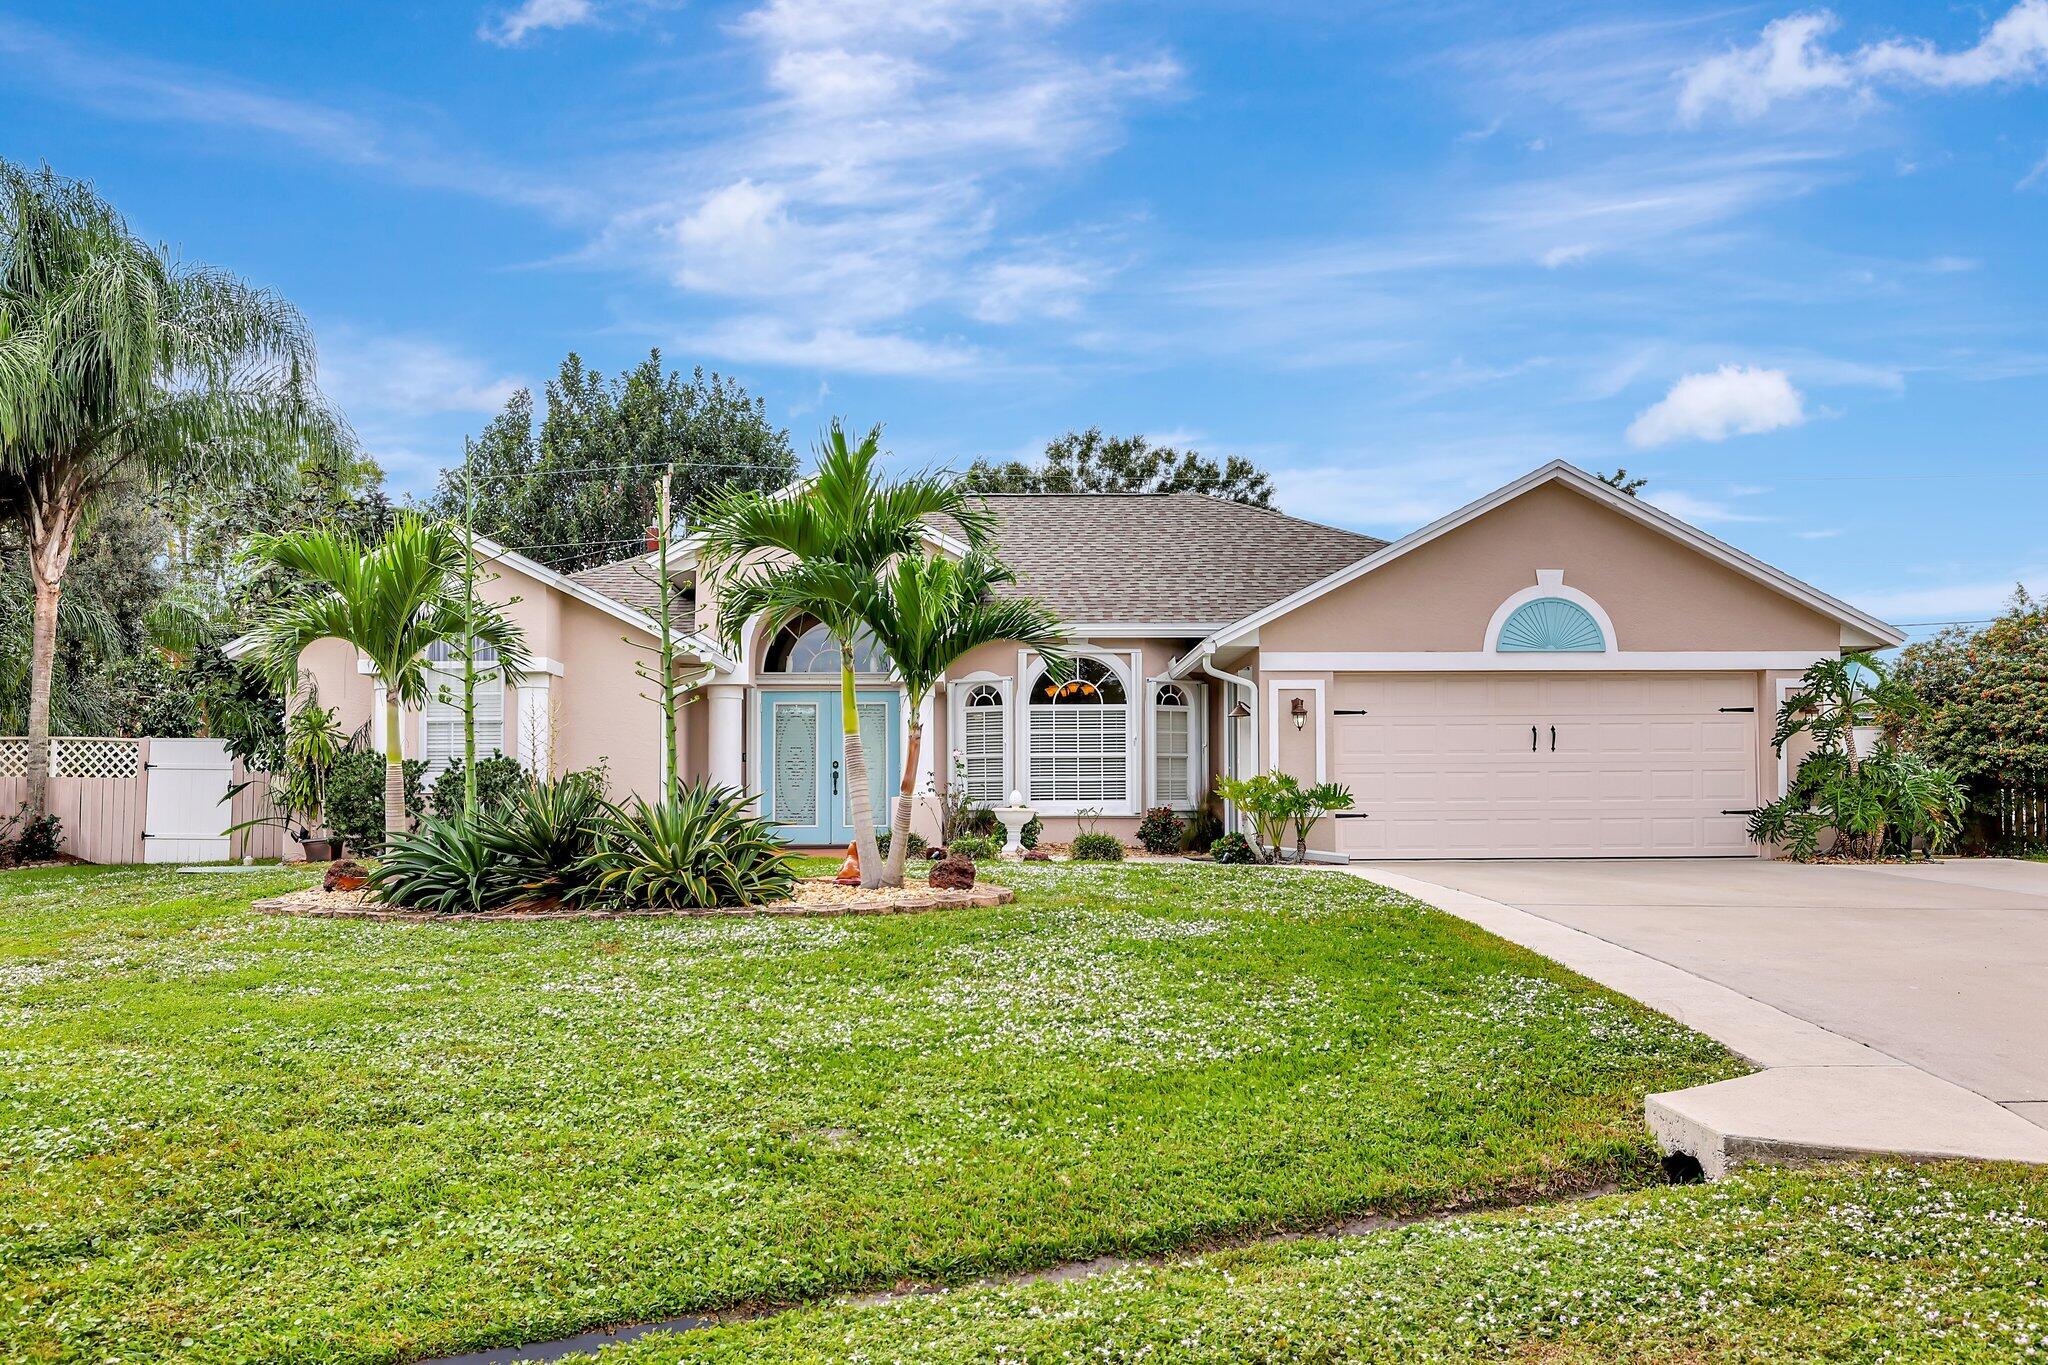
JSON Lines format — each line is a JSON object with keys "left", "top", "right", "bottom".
{"left": 758, "top": 690, "right": 901, "bottom": 846}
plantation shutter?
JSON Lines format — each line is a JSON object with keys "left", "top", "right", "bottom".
{"left": 1155, "top": 706, "right": 1190, "bottom": 806}
{"left": 424, "top": 672, "right": 504, "bottom": 776}
{"left": 961, "top": 686, "right": 1007, "bottom": 805}
{"left": 1028, "top": 706, "right": 1129, "bottom": 805}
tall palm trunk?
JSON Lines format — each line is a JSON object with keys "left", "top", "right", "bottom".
{"left": 884, "top": 716, "right": 922, "bottom": 887}
{"left": 838, "top": 655, "right": 882, "bottom": 888}
{"left": 383, "top": 690, "right": 407, "bottom": 844}
{"left": 23, "top": 480, "right": 84, "bottom": 818}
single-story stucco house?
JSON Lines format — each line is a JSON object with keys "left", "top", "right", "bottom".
{"left": 248, "top": 460, "right": 1902, "bottom": 860}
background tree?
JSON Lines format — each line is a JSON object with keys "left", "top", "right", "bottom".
{"left": 961, "top": 429, "right": 1275, "bottom": 507}
{"left": 244, "top": 515, "right": 529, "bottom": 844}
{"left": 1596, "top": 468, "right": 1647, "bottom": 495}
{"left": 697, "top": 422, "right": 996, "bottom": 888}
{"left": 0, "top": 161, "right": 343, "bottom": 814}
{"left": 1896, "top": 586, "right": 2048, "bottom": 843}
{"left": 431, "top": 351, "right": 796, "bottom": 571}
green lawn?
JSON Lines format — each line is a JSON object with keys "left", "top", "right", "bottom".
{"left": 0, "top": 860, "right": 1737, "bottom": 1363}
{"left": 610, "top": 1162, "right": 2048, "bottom": 1363}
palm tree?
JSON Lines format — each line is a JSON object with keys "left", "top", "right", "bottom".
{"left": 757, "top": 552, "right": 1064, "bottom": 886}
{"left": 242, "top": 515, "right": 529, "bottom": 843}
{"left": 695, "top": 421, "right": 996, "bottom": 887}
{"left": 0, "top": 161, "right": 344, "bottom": 815}
{"left": 1770, "top": 651, "right": 1923, "bottom": 858}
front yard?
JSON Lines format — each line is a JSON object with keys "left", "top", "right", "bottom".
{"left": 0, "top": 860, "right": 1740, "bottom": 1361}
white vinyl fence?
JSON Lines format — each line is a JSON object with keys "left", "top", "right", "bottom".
{"left": 0, "top": 737, "right": 284, "bottom": 864}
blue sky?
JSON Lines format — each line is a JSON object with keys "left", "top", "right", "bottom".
{"left": 4, "top": 1, "right": 2046, "bottom": 637}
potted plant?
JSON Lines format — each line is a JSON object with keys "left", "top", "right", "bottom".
{"left": 230, "top": 695, "right": 347, "bottom": 861}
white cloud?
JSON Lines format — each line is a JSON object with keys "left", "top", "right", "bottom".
{"left": 680, "top": 316, "right": 985, "bottom": 376}
{"left": 481, "top": 0, "right": 596, "bottom": 46}
{"left": 319, "top": 331, "right": 523, "bottom": 417}
{"left": 1539, "top": 243, "right": 1593, "bottom": 268}
{"left": 1853, "top": 574, "right": 2045, "bottom": 621}
{"left": 1626, "top": 365, "right": 1806, "bottom": 447}
{"left": 1681, "top": 2, "right": 2048, "bottom": 123}
{"left": 1643, "top": 489, "right": 1770, "bottom": 524}
{"left": 971, "top": 259, "right": 1097, "bottom": 323}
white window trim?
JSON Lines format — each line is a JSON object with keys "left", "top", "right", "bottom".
{"left": 1257, "top": 651, "right": 1832, "bottom": 672}
{"left": 1016, "top": 647, "right": 1141, "bottom": 816}
{"left": 1146, "top": 678, "right": 1207, "bottom": 810}
{"left": 1264, "top": 677, "right": 1326, "bottom": 785}
{"left": 1482, "top": 569, "right": 1619, "bottom": 653}
{"left": 948, "top": 672, "right": 1012, "bottom": 808}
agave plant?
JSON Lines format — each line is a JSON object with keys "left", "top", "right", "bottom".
{"left": 366, "top": 817, "right": 508, "bottom": 914}
{"left": 479, "top": 773, "right": 609, "bottom": 907}
{"left": 583, "top": 784, "right": 795, "bottom": 909}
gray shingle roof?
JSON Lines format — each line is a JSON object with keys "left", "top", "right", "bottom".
{"left": 565, "top": 554, "right": 694, "bottom": 624}
{"left": 566, "top": 494, "right": 1385, "bottom": 630}
{"left": 958, "top": 493, "right": 1385, "bottom": 626}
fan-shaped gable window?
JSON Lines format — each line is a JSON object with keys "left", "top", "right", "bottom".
{"left": 1496, "top": 597, "right": 1607, "bottom": 653}
{"left": 1025, "top": 658, "right": 1130, "bottom": 806}
{"left": 764, "top": 615, "right": 891, "bottom": 674}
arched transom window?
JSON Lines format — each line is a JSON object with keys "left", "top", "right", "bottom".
{"left": 1026, "top": 658, "right": 1129, "bottom": 806}
{"left": 1496, "top": 597, "right": 1607, "bottom": 653}
{"left": 764, "top": 614, "right": 892, "bottom": 674}
{"left": 1152, "top": 684, "right": 1196, "bottom": 808}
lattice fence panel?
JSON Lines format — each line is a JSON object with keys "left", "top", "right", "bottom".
{"left": 52, "top": 737, "right": 142, "bottom": 780}
{"left": 0, "top": 738, "right": 29, "bottom": 780}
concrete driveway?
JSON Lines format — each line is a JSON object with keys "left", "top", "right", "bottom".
{"left": 1356, "top": 858, "right": 2048, "bottom": 1131}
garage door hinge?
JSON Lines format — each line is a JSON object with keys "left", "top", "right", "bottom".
{"left": 1717, "top": 706, "right": 1755, "bottom": 713}
{"left": 1334, "top": 812, "right": 1371, "bottom": 819}
{"left": 1333, "top": 709, "right": 1370, "bottom": 716}
{"left": 1720, "top": 808, "right": 1757, "bottom": 816}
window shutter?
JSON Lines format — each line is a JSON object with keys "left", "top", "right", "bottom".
{"left": 963, "top": 706, "right": 1006, "bottom": 804}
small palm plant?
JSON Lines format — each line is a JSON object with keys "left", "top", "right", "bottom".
{"left": 243, "top": 514, "right": 529, "bottom": 843}
{"left": 694, "top": 421, "right": 996, "bottom": 886}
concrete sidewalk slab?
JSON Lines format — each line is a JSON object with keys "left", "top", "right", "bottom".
{"left": 1348, "top": 862, "right": 2048, "bottom": 1175}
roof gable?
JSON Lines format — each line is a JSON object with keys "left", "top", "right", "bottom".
{"left": 1185, "top": 461, "right": 1902, "bottom": 657}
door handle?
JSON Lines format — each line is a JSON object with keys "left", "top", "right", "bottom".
{"left": 830, "top": 760, "right": 840, "bottom": 796}
{"left": 1550, "top": 725, "right": 1557, "bottom": 752}
{"left": 1530, "top": 725, "right": 1537, "bottom": 752}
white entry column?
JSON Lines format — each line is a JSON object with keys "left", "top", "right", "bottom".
{"left": 707, "top": 684, "right": 746, "bottom": 792}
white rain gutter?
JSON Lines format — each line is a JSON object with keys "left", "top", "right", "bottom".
{"left": 1193, "top": 646, "right": 1257, "bottom": 833}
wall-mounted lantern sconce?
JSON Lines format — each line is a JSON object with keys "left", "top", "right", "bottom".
{"left": 1290, "top": 696, "right": 1308, "bottom": 730}
{"left": 1227, "top": 697, "right": 1252, "bottom": 719}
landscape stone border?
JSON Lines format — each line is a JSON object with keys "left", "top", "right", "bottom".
{"left": 251, "top": 876, "right": 1013, "bottom": 923}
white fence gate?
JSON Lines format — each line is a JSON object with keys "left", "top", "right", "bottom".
{"left": 141, "top": 739, "right": 237, "bottom": 863}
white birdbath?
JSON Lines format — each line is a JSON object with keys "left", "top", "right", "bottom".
{"left": 994, "top": 790, "right": 1035, "bottom": 861}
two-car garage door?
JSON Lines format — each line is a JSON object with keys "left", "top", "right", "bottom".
{"left": 1330, "top": 672, "right": 1758, "bottom": 859}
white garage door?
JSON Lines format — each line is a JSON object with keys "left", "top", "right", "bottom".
{"left": 1330, "top": 673, "right": 1758, "bottom": 859}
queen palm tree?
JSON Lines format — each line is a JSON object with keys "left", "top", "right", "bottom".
{"left": 749, "top": 552, "right": 1064, "bottom": 886}
{"left": 0, "top": 161, "right": 344, "bottom": 815}
{"left": 695, "top": 421, "right": 995, "bottom": 887}
{"left": 242, "top": 515, "right": 529, "bottom": 843}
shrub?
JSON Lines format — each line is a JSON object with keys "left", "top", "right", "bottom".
{"left": 1136, "top": 806, "right": 1185, "bottom": 854}
{"left": 480, "top": 773, "right": 609, "bottom": 906}
{"left": 326, "top": 750, "right": 426, "bottom": 856}
{"left": 584, "top": 784, "right": 795, "bottom": 908}
{"left": 877, "top": 830, "right": 929, "bottom": 860}
{"left": 1209, "top": 832, "right": 1256, "bottom": 864}
{"left": 1021, "top": 815, "right": 1043, "bottom": 849}
{"left": 1070, "top": 831, "right": 1125, "bottom": 862}
{"left": 946, "top": 834, "right": 997, "bottom": 861}
{"left": 428, "top": 753, "right": 527, "bottom": 820}
{"left": 367, "top": 817, "right": 507, "bottom": 914}
{"left": 958, "top": 807, "right": 1001, "bottom": 839}
{"left": 1184, "top": 793, "right": 1223, "bottom": 851}
{"left": 0, "top": 804, "right": 63, "bottom": 865}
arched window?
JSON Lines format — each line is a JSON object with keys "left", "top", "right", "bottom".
{"left": 764, "top": 615, "right": 891, "bottom": 673}
{"left": 1495, "top": 597, "right": 1607, "bottom": 653}
{"left": 1025, "top": 658, "right": 1129, "bottom": 806}
{"left": 959, "top": 683, "right": 1007, "bottom": 805}
{"left": 1152, "top": 684, "right": 1195, "bottom": 808}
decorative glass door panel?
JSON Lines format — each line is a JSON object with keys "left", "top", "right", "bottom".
{"left": 758, "top": 689, "right": 901, "bottom": 845}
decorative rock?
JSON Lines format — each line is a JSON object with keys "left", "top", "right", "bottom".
{"left": 928, "top": 855, "right": 977, "bottom": 890}
{"left": 323, "top": 859, "right": 370, "bottom": 892}
{"left": 1024, "top": 849, "right": 1052, "bottom": 862}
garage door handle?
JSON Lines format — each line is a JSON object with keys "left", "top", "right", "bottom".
{"left": 1550, "top": 725, "right": 1557, "bottom": 752}
{"left": 1531, "top": 725, "right": 1538, "bottom": 751}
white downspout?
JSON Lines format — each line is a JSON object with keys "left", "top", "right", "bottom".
{"left": 1196, "top": 648, "right": 1257, "bottom": 833}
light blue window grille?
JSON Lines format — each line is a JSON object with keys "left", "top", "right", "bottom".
{"left": 1496, "top": 597, "right": 1606, "bottom": 653}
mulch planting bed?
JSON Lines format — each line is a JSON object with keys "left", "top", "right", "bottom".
{"left": 252, "top": 875, "right": 1014, "bottom": 922}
